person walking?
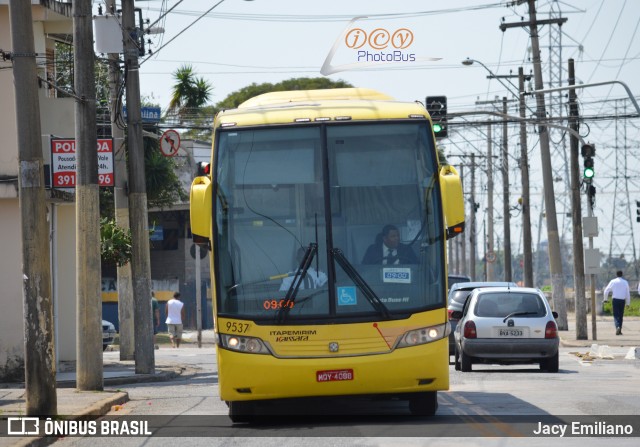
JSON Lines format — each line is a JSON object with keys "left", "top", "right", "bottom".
{"left": 165, "top": 292, "right": 185, "bottom": 348}
{"left": 602, "top": 271, "right": 631, "bottom": 335}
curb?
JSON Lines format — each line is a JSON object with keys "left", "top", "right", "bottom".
{"left": 55, "top": 367, "right": 183, "bottom": 388}
{"left": 11, "top": 392, "right": 129, "bottom": 447}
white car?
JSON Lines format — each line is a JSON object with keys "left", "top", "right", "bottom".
{"left": 452, "top": 287, "right": 559, "bottom": 372}
{"left": 102, "top": 320, "right": 116, "bottom": 351}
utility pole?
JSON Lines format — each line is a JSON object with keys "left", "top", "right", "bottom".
{"left": 9, "top": 0, "right": 57, "bottom": 415}
{"left": 568, "top": 59, "right": 587, "bottom": 340}
{"left": 106, "top": 0, "right": 135, "bottom": 361}
{"left": 469, "top": 153, "right": 477, "bottom": 280}
{"left": 486, "top": 123, "right": 495, "bottom": 281}
{"left": 460, "top": 165, "right": 467, "bottom": 276}
{"left": 501, "top": 0, "right": 568, "bottom": 330}
{"left": 518, "top": 67, "right": 534, "bottom": 287}
{"left": 502, "top": 97, "right": 512, "bottom": 282}
{"left": 74, "top": 0, "right": 103, "bottom": 391}
{"left": 122, "top": 0, "right": 154, "bottom": 374}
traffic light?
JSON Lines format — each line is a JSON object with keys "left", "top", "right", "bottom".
{"left": 426, "top": 96, "right": 447, "bottom": 138}
{"left": 581, "top": 143, "right": 595, "bottom": 180}
{"left": 636, "top": 200, "right": 640, "bottom": 223}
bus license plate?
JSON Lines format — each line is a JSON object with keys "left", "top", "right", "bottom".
{"left": 316, "top": 369, "right": 354, "bottom": 382}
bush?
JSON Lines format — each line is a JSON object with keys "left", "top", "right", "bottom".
{"left": 100, "top": 218, "right": 132, "bottom": 267}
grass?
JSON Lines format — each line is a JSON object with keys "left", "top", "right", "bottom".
{"left": 602, "top": 296, "right": 640, "bottom": 317}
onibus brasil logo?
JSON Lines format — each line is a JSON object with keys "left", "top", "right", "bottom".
{"left": 321, "top": 16, "right": 440, "bottom": 75}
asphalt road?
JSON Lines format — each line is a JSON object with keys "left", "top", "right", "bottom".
{"left": 51, "top": 346, "right": 639, "bottom": 446}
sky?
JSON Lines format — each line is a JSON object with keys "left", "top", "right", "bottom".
{"left": 95, "top": 0, "right": 640, "bottom": 275}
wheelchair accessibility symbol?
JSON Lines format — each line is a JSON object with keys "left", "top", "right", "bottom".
{"left": 337, "top": 286, "right": 357, "bottom": 306}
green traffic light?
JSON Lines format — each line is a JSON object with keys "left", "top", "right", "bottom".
{"left": 433, "top": 123, "right": 443, "bottom": 133}
{"left": 584, "top": 167, "right": 595, "bottom": 179}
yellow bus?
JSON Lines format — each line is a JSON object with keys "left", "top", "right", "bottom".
{"left": 190, "top": 88, "right": 464, "bottom": 421}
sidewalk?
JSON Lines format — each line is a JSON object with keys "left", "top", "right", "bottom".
{"left": 559, "top": 312, "right": 640, "bottom": 349}
{"left": 0, "top": 330, "right": 217, "bottom": 447}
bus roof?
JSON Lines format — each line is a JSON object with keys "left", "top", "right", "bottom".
{"left": 216, "top": 88, "right": 429, "bottom": 128}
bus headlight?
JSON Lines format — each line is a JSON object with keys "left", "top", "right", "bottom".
{"left": 219, "top": 334, "right": 271, "bottom": 355}
{"left": 396, "top": 322, "right": 451, "bottom": 348}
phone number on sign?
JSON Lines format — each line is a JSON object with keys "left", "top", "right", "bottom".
{"left": 53, "top": 173, "right": 113, "bottom": 187}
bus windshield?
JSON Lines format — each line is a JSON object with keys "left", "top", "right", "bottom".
{"left": 214, "top": 122, "right": 445, "bottom": 322}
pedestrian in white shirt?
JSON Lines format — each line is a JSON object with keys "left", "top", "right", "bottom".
{"left": 602, "top": 271, "right": 630, "bottom": 335}
{"left": 165, "top": 292, "right": 185, "bottom": 348}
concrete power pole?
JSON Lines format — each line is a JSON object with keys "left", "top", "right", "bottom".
{"left": 460, "top": 165, "right": 467, "bottom": 276}
{"left": 486, "top": 124, "right": 495, "bottom": 281}
{"left": 105, "top": 0, "right": 135, "bottom": 361}
{"left": 9, "top": 0, "right": 57, "bottom": 415}
{"left": 526, "top": 0, "right": 568, "bottom": 330}
{"left": 74, "top": 0, "right": 103, "bottom": 390}
{"left": 501, "top": 0, "right": 568, "bottom": 330}
{"left": 518, "top": 67, "right": 534, "bottom": 287}
{"left": 568, "top": 59, "right": 587, "bottom": 340}
{"left": 122, "top": 0, "right": 155, "bottom": 374}
{"left": 502, "top": 97, "right": 512, "bottom": 282}
{"left": 469, "top": 154, "right": 476, "bottom": 280}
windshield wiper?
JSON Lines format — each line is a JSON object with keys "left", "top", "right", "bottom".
{"left": 277, "top": 243, "right": 317, "bottom": 322}
{"left": 502, "top": 311, "right": 537, "bottom": 323}
{"left": 331, "top": 248, "right": 391, "bottom": 320}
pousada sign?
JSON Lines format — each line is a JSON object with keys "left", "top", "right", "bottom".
{"left": 50, "top": 138, "right": 114, "bottom": 188}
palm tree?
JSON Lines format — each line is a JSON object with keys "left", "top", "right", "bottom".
{"left": 167, "top": 64, "right": 212, "bottom": 122}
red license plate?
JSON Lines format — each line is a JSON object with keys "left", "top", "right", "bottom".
{"left": 316, "top": 369, "right": 354, "bottom": 382}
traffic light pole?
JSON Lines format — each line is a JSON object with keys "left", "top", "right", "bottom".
{"left": 586, "top": 180, "right": 597, "bottom": 341}
{"left": 568, "top": 59, "right": 588, "bottom": 340}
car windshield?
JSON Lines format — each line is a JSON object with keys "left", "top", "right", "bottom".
{"left": 213, "top": 122, "right": 445, "bottom": 322}
{"left": 474, "top": 292, "right": 546, "bottom": 318}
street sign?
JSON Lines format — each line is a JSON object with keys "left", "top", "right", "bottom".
{"left": 160, "top": 130, "right": 180, "bottom": 157}
{"left": 122, "top": 106, "right": 162, "bottom": 123}
{"left": 50, "top": 138, "right": 114, "bottom": 188}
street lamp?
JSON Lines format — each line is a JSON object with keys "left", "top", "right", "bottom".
{"left": 461, "top": 58, "right": 520, "bottom": 98}
{"left": 462, "top": 58, "right": 517, "bottom": 282}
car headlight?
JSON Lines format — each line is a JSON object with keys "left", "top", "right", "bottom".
{"left": 396, "top": 322, "right": 451, "bottom": 348}
{"left": 218, "top": 334, "right": 271, "bottom": 355}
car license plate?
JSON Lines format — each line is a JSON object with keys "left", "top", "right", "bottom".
{"left": 316, "top": 369, "right": 354, "bottom": 382}
{"left": 498, "top": 328, "right": 523, "bottom": 337}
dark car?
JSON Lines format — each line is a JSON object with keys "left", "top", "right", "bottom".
{"left": 447, "top": 281, "right": 517, "bottom": 355}
{"left": 452, "top": 287, "right": 559, "bottom": 372}
{"left": 447, "top": 274, "right": 471, "bottom": 292}
{"left": 102, "top": 320, "right": 116, "bottom": 351}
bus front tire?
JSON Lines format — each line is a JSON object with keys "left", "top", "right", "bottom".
{"left": 228, "top": 400, "right": 255, "bottom": 423}
{"left": 409, "top": 391, "right": 438, "bottom": 417}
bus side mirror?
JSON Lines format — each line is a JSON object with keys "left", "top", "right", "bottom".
{"left": 190, "top": 175, "right": 212, "bottom": 247}
{"left": 440, "top": 165, "right": 465, "bottom": 239}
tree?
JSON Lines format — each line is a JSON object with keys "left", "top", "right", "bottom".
{"left": 167, "top": 64, "right": 212, "bottom": 120}
{"left": 215, "top": 77, "right": 353, "bottom": 111}
{"left": 179, "top": 77, "right": 354, "bottom": 141}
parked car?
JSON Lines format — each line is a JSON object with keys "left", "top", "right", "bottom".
{"left": 447, "top": 281, "right": 517, "bottom": 355}
{"left": 102, "top": 320, "right": 116, "bottom": 351}
{"left": 452, "top": 287, "right": 559, "bottom": 372}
